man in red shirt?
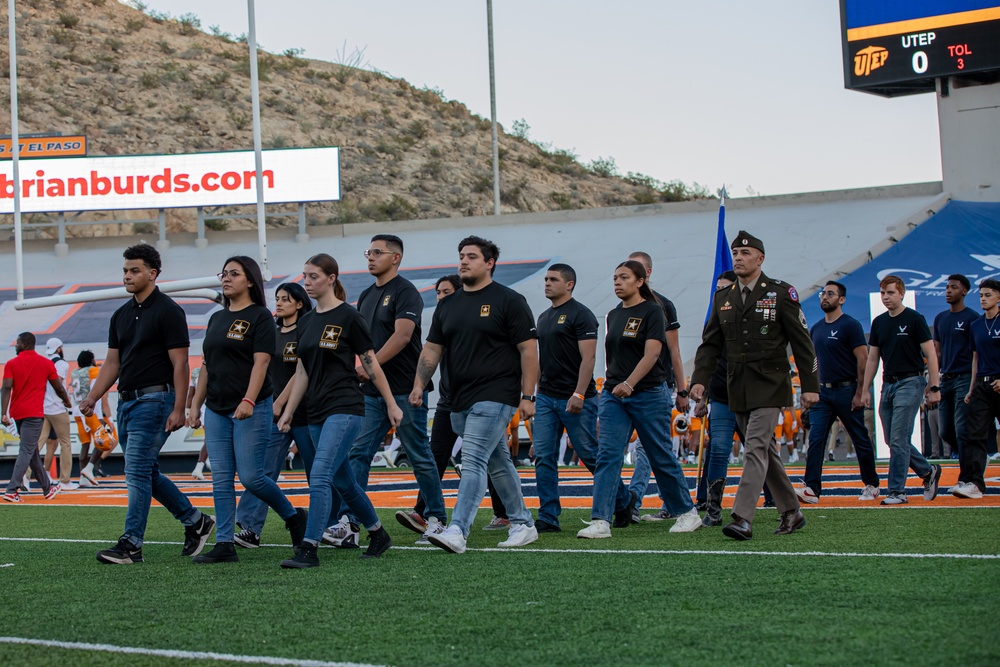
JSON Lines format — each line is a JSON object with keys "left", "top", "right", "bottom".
{"left": 2, "top": 332, "right": 72, "bottom": 502}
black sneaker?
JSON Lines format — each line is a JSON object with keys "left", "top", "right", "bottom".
{"left": 535, "top": 519, "right": 561, "bottom": 533}
{"left": 280, "top": 543, "right": 319, "bottom": 569}
{"left": 181, "top": 514, "right": 216, "bottom": 557}
{"left": 628, "top": 489, "right": 641, "bottom": 524}
{"left": 361, "top": 527, "right": 393, "bottom": 559}
{"left": 234, "top": 527, "right": 261, "bottom": 549}
{"left": 923, "top": 464, "right": 942, "bottom": 501}
{"left": 285, "top": 507, "right": 308, "bottom": 547}
{"left": 193, "top": 542, "right": 239, "bottom": 564}
{"left": 96, "top": 537, "right": 143, "bottom": 564}
{"left": 612, "top": 496, "right": 633, "bottom": 528}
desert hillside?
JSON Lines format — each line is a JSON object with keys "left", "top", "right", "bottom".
{"left": 1, "top": 0, "right": 710, "bottom": 237}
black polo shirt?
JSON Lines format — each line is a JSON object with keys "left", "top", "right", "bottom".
{"left": 108, "top": 286, "right": 190, "bottom": 392}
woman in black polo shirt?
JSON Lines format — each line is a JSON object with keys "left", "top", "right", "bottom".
{"left": 579, "top": 260, "right": 701, "bottom": 538}
{"left": 233, "top": 282, "right": 315, "bottom": 548}
{"left": 278, "top": 253, "right": 400, "bottom": 568}
{"left": 188, "top": 256, "right": 306, "bottom": 563}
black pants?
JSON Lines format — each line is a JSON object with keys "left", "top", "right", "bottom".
{"left": 964, "top": 380, "right": 1000, "bottom": 491}
{"left": 414, "top": 407, "right": 459, "bottom": 517}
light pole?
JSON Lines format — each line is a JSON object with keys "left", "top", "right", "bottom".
{"left": 487, "top": 0, "right": 500, "bottom": 216}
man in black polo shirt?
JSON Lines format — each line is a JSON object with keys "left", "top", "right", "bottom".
{"left": 334, "top": 234, "right": 446, "bottom": 544}
{"left": 954, "top": 278, "right": 1000, "bottom": 499}
{"left": 411, "top": 235, "right": 538, "bottom": 554}
{"left": 933, "top": 274, "right": 977, "bottom": 460}
{"left": 861, "top": 275, "right": 942, "bottom": 505}
{"left": 532, "top": 263, "right": 609, "bottom": 532}
{"left": 797, "top": 281, "right": 880, "bottom": 504}
{"left": 82, "top": 244, "right": 215, "bottom": 564}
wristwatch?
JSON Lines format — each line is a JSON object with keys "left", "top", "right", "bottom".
{"left": 677, "top": 389, "right": 689, "bottom": 399}
{"left": 929, "top": 385, "right": 941, "bottom": 392}
{"left": 521, "top": 394, "right": 536, "bottom": 403}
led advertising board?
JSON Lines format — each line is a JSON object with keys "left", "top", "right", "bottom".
{"left": 0, "top": 135, "right": 87, "bottom": 159}
{"left": 841, "top": 1, "right": 1000, "bottom": 96}
{"left": 0, "top": 146, "right": 340, "bottom": 214}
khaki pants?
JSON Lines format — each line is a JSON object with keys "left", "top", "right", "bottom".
{"left": 42, "top": 412, "right": 73, "bottom": 484}
{"left": 732, "top": 407, "right": 799, "bottom": 521}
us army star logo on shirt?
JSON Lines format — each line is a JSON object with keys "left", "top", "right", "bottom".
{"left": 227, "top": 320, "right": 250, "bottom": 340}
{"left": 320, "top": 325, "right": 342, "bottom": 349}
{"left": 283, "top": 341, "right": 298, "bottom": 362}
{"left": 480, "top": 305, "right": 491, "bottom": 317}
{"left": 383, "top": 295, "right": 391, "bottom": 307}
{"left": 557, "top": 314, "right": 567, "bottom": 324}
{"left": 623, "top": 317, "right": 642, "bottom": 338}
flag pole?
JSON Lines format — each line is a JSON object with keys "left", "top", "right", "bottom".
{"left": 7, "top": 0, "right": 24, "bottom": 302}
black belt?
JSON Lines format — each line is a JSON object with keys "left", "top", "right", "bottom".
{"left": 883, "top": 371, "right": 920, "bottom": 384}
{"left": 978, "top": 375, "right": 996, "bottom": 384}
{"left": 941, "top": 372, "right": 966, "bottom": 380}
{"left": 118, "top": 384, "right": 172, "bottom": 402}
{"left": 821, "top": 380, "right": 857, "bottom": 389}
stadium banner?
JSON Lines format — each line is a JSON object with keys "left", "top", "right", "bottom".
{"left": 0, "top": 135, "right": 87, "bottom": 159}
{"left": 0, "top": 146, "right": 340, "bottom": 214}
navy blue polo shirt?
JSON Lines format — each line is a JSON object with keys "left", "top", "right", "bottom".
{"left": 933, "top": 307, "right": 978, "bottom": 374}
{"left": 810, "top": 314, "right": 867, "bottom": 384}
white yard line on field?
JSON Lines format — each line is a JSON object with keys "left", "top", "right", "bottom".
{"left": 0, "top": 636, "right": 387, "bottom": 667}
{"left": 0, "top": 535, "right": 996, "bottom": 560}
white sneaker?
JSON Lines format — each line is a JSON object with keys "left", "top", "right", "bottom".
{"left": 191, "top": 469, "right": 205, "bottom": 481}
{"left": 417, "top": 517, "right": 445, "bottom": 545}
{"left": 952, "top": 482, "right": 983, "bottom": 499}
{"left": 61, "top": 482, "right": 79, "bottom": 491}
{"left": 22, "top": 474, "right": 31, "bottom": 492}
{"left": 858, "top": 485, "right": 880, "bottom": 501}
{"left": 321, "top": 515, "right": 359, "bottom": 548}
{"left": 498, "top": 523, "right": 538, "bottom": 548}
{"left": 788, "top": 451, "right": 799, "bottom": 463}
{"left": 846, "top": 452, "right": 857, "bottom": 459}
{"left": 669, "top": 508, "right": 703, "bottom": 533}
{"left": 795, "top": 486, "right": 819, "bottom": 504}
{"left": 80, "top": 466, "right": 97, "bottom": 486}
{"left": 576, "top": 519, "right": 611, "bottom": 539}
{"left": 427, "top": 524, "right": 467, "bottom": 554}
{"left": 79, "top": 476, "right": 97, "bottom": 488}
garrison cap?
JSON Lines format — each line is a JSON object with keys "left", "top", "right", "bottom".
{"left": 731, "top": 230, "right": 765, "bottom": 254}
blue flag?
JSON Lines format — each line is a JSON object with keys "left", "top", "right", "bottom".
{"left": 705, "top": 188, "right": 733, "bottom": 325}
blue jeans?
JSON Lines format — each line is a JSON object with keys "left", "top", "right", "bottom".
{"left": 804, "top": 385, "right": 880, "bottom": 494}
{"left": 939, "top": 373, "right": 971, "bottom": 459}
{"left": 117, "top": 391, "right": 200, "bottom": 548}
{"left": 449, "top": 401, "right": 533, "bottom": 537}
{"left": 593, "top": 384, "right": 693, "bottom": 522}
{"left": 234, "top": 422, "right": 314, "bottom": 536}
{"left": 695, "top": 400, "right": 740, "bottom": 502}
{"left": 305, "top": 414, "right": 377, "bottom": 544}
{"left": 879, "top": 376, "right": 932, "bottom": 493}
{"left": 532, "top": 392, "right": 600, "bottom": 526}
{"left": 628, "top": 388, "right": 676, "bottom": 507}
{"left": 341, "top": 393, "right": 446, "bottom": 523}
{"left": 205, "top": 397, "right": 295, "bottom": 542}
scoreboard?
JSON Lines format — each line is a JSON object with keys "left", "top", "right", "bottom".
{"left": 841, "top": 1, "right": 1000, "bottom": 96}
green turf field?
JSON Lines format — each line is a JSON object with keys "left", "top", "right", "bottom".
{"left": 1, "top": 505, "right": 998, "bottom": 667}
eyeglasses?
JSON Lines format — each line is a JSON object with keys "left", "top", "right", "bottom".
{"left": 818, "top": 290, "right": 841, "bottom": 298}
{"left": 217, "top": 270, "right": 244, "bottom": 281}
{"left": 364, "top": 249, "right": 397, "bottom": 259}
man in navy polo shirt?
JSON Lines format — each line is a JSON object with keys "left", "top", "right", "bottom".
{"left": 797, "top": 281, "right": 880, "bottom": 504}
{"left": 954, "top": 278, "right": 1000, "bottom": 499}
{"left": 933, "top": 274, "right": 977, "bottom": 460}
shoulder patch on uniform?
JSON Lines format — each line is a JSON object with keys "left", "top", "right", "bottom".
{"left": 798, "top": 309, "right": 808, "bottom": 329}
{"left": 788, "top": 286, "right": 799, "bottom": 303}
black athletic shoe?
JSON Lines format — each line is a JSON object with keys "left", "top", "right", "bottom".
{"left": 361, "top": 527, "right": 393, "bottom": 559}
{"left": 234, "top": 527, "right": 261, "bottom": 549}
{"left": 96, "top": 537, "right": 144, "bottom": 564}
{"left": 280, "top": 543, "right": 320, "bottom": 569}
{"left": 535, "top": 519, "right": 561, "bottom": 533}
{"left": 628, "top": 489, "right": 641, "bottom": 524}
{"left": 612, "top": 502, "right": 632, "bottom": 529}
{"left": 193, "top": 542, "right": 239, "bottom": 564}
{"left": 181, "top": 514, "right": 216, "bottom": 557}
{"left": 285, "top": 508, "right": 308, "bottom": 547}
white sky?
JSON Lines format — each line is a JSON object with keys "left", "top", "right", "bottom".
{"left": 143, "top": 0, "right": 942, "bottom": 197}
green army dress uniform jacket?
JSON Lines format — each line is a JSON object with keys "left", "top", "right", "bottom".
{"left": 692, "top": 272, "right": 819, "bottom": 412}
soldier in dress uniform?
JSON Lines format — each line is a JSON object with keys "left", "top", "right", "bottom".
{"left": 689, "top": 230, "right": 820, "bottom": 540}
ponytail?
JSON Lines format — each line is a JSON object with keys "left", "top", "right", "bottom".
{"left": 306, "top": 253, "right": 347, "bottom": 301}
{"left": 334, "top": 279, "right": 346, "bottom": 301}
